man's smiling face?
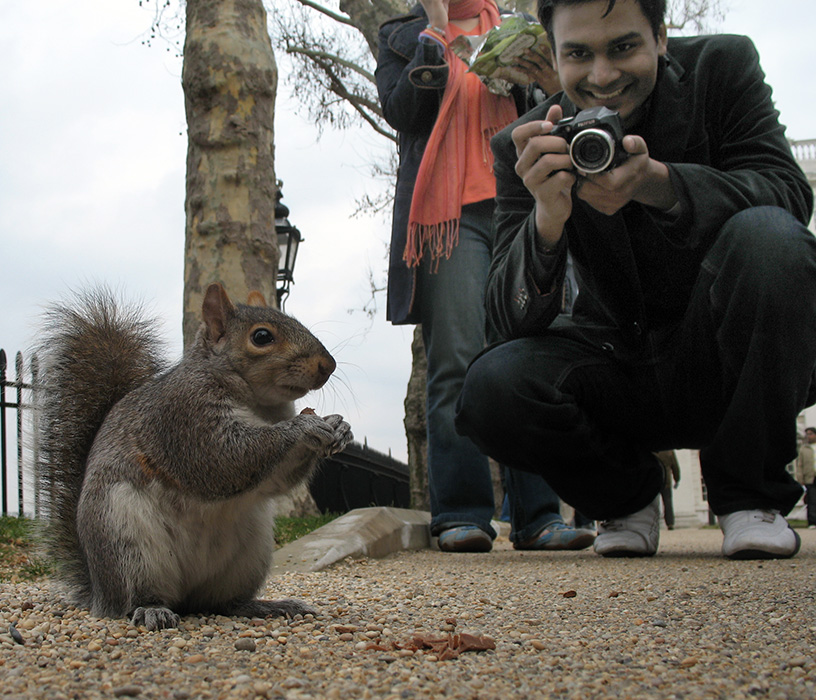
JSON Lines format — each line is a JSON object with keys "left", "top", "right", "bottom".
{"left": 552, "top": 0, "right": 668, "bottom": 129}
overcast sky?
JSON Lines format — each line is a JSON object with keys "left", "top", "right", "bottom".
{"left": 1, "top": 0, "right": 814, "bottom": 468}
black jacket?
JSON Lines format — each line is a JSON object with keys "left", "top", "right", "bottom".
{"left": 487, "top": 34, "right": 813, "bottom": 343}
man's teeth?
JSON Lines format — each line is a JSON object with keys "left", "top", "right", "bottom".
{"left": 589, "top": 87, "right": 626, "bottom": 99}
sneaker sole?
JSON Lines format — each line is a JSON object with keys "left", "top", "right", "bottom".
{"left": 514, "top": 532, "right": 597, "bottom": 551}
{"left": 596, "top": 548, "right": 657, "bottom": 558}
{"left": 438, "top": 535, "right": 493, "bottom": 553}
{"left": 724, "top": 530, "right": 801, "bottom": 560}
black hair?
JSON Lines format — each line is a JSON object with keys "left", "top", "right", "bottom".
{"left": 538, "top": 0, "right": 667, "bottom": 42}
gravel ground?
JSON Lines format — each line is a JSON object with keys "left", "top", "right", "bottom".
{"left": 2, "top": 528, "right": 815, "bottom": 700}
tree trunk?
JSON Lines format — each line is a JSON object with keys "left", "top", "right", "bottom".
{"left": 182, "top": 0, "right": 280, "bottom": 345}
{"left": 404, "top": 325, "right": 430, "bottom": 510}
{"left": 180, "top": 0, "right": 317, "bottom": 517}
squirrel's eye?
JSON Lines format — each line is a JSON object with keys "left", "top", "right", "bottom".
{"left": 251, "top": 328, "right": 275, "bottom": 346}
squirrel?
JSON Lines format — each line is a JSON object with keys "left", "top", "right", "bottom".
{"left": 35, "top": 282, "right": 352, "bottom": 631}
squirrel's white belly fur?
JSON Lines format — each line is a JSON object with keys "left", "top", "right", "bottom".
{"left": 107, "top": 480, "right": 276, "bottom": 609}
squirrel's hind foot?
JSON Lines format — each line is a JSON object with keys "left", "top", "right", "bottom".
{"left": 131, "top": 606, "right": 181, "bottom": 631}
{"left": 229, "top": 598, "right": 317, "bottom": 619}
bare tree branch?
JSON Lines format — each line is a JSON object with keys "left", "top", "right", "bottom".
{"left": 667, "top": 0, "right": 726, "bottom": 32}
{"left": 305, "top": 52, "right": 396, "bottom": 141}
{"left": 287, "top": 45, "right": 376, "bottom": 84}
{"left": 293, "top": 0, "right": 357, "bottom": 30}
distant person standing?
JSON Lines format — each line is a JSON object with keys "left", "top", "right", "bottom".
{"left": 655, "top": 450, "right": 680, "bottom": 529}
{"left": 795, "top": 427, "right": 816, "bottom": 528}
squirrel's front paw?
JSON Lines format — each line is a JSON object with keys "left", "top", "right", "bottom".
{"left": 295, "top": 413, "right": 352, "bottom": 456}
{"left": 321, "top": 414, "right": 353, "bottom": 455}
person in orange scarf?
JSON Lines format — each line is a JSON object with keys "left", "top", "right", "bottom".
{"left": 376, "top": 0, "right": 596, "bottom": 552}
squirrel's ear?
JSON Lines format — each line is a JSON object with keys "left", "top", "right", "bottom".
{"left": 201, "top": 283, "right": 235, "bottom": 343}
{"left": 246, "top": 291, "right": 267, "bottom": 307}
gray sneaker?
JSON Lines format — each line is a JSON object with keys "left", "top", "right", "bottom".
{"left": 594, "top": 496, "right": 660, "bottom": 557}
{"left": 719, "top": 509, "right": 801, "bottom": 560}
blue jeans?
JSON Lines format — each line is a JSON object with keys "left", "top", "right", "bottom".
{"left": 456, "top": 207, "right": 816, "bottom": 519}
{"left": 419, "top": 200, "right": 563, "bottom": 541}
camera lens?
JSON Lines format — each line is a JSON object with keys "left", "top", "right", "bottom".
{"left": 570, "top": 128, "right": 615, "bottom": 173}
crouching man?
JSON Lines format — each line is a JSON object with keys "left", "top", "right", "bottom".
{"left": 455, "top": 0, "right": 815, "bottom": 558}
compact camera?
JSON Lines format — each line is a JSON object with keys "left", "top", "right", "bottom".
{"left": 550, "top": 106, "right": 627, "bottom": 174}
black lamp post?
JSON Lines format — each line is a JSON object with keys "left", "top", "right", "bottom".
{"left": 275, "top": 181, "right": 302, "bottom": 308}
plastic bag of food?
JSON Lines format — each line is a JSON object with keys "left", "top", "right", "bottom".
{"left": 450, "top": 15, "right": 551, "bottom": 95}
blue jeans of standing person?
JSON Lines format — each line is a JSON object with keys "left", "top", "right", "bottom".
{"left": 419, "top": 199, "right": 564, "bottom": 542}
{"left": 455, "top": 207, "right": 816, "bottom": 520}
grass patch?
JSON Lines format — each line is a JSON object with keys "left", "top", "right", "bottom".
{"left": 0, "top": 514, "right": 34, "bottom": 541}
{"left": 275, "top": 512, "right": 341, "bottom": 547}
{"left": 0, "top": 515, "right": 54, "bottom": 582}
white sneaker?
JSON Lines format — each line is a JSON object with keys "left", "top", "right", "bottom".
{"left": 719, "top": 509, "right": 801, "bottom": 560}
{"left": 594, "top": 496, "right": 660, "bottom": 557}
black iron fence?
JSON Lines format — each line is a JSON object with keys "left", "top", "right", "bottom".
{"left": 310, "top": 441, "right": 410, "bottom": 514}
{"left": 0, "top": 348, "right": 39, "bottom": 517}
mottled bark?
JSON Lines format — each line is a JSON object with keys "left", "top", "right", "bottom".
{"left": 182, "top": 0, "right": 279, "bottom": 345}
{"left": 404, "top": 325, "right": 429, "bottom": 510}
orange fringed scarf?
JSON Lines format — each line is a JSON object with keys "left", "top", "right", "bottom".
{"left": 404, "top": 0, "right": 518, "bottom": 269}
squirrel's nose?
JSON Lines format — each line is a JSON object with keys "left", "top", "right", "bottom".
{"left": 316, "top": 355, "right": 336, "bottom": 382}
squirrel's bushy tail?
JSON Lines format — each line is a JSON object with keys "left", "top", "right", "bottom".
{"left": 35, "top": 287, "right": 167, "bottom": 594}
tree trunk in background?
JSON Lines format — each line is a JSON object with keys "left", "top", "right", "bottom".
{"left": 181, "top": 0, "right": 317, "bottom": 517}
{"left": 404, "top": 326, "right": 430, "bottom": 510}
{"left": 489, "top": 459, "right": 504, "bottom": 519}
{"left": 182, "top": 0, "right": 280, "bottom": 345}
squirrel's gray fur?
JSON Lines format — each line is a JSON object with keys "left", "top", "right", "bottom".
{"left": 35, "top": 283, "right": 352, "bottom": 631}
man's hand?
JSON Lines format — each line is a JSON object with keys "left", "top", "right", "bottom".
{"left": 511, "top": 104, "right": 575, "bottom": 248}
{"left": 575, "top": 135, "right": 678, "bottom": 216}
{"left": 513, "top": 48, "right": 561, "bottom": 95}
